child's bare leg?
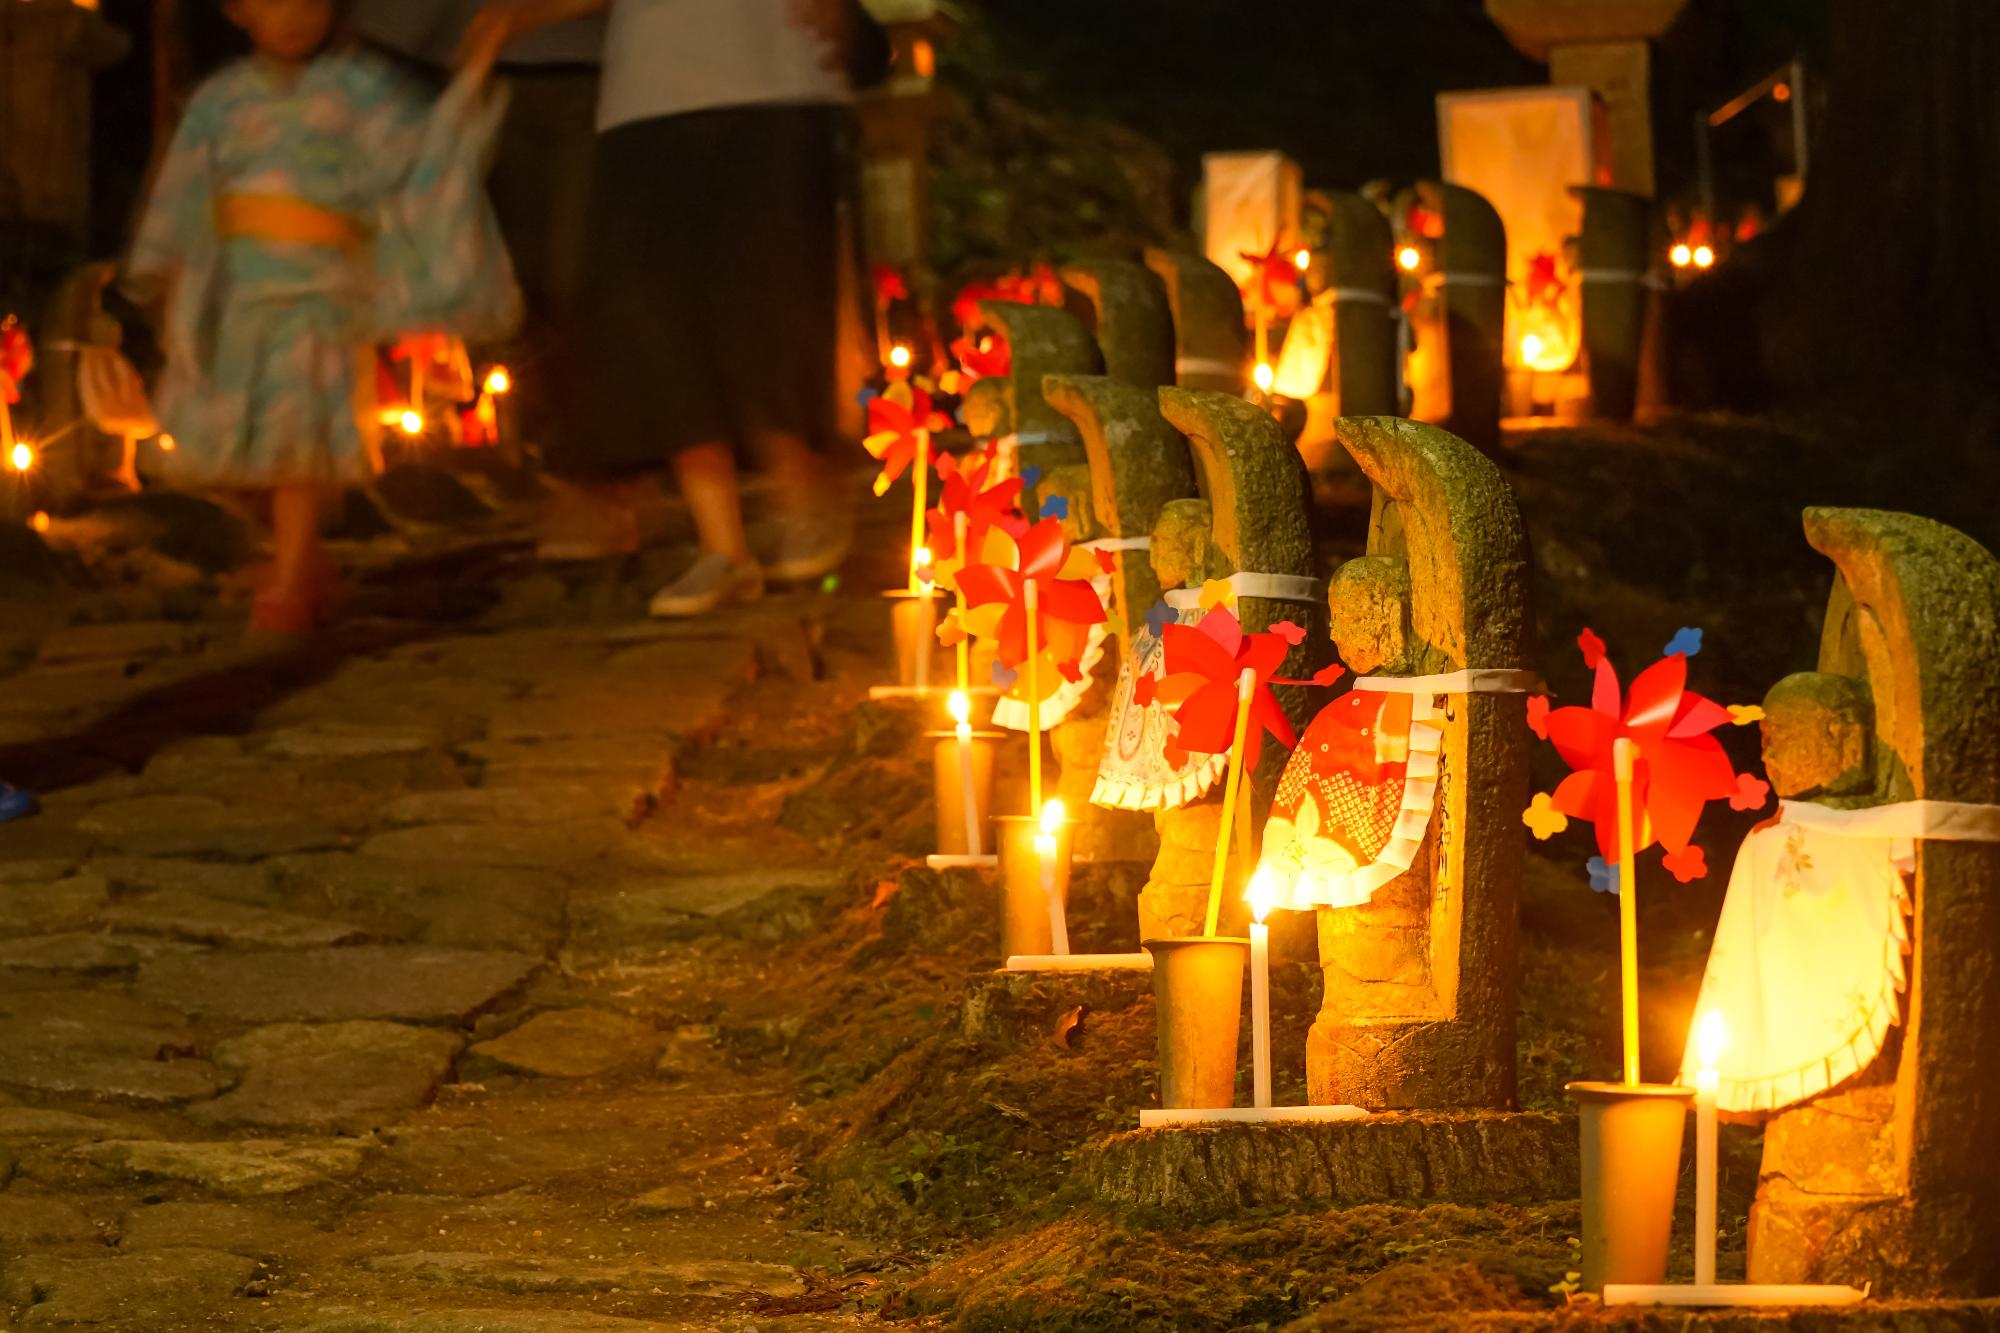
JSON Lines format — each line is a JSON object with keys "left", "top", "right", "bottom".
{"left": 270, "top": 483, "right": 323, "bottom": 593}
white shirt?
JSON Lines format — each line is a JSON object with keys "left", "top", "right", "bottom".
{"left": 598, "top": 0, "right": 849, "bottom": 131}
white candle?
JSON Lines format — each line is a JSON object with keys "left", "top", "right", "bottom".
{"left": 1247, "top": 869, "right": 1277, "bottom": 1110}
{"left": 1037, "top": 798, "right": 1068, "bottom": 955}
{"left": 950, "top": 691, "right": 981, "bottom": 855}
{"left": 1693, "top": 1010, "right": 1726, "bottom": 1287}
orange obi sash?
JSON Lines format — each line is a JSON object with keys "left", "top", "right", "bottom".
{"left": 215, "top": 194, "right": 366, "bottom": 251}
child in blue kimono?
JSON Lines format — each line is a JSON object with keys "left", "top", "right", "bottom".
{"left": 128, "top": 0, "right": 520, "bottom": 633}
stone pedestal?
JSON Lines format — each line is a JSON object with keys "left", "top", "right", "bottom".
{"left": 1083, "top": 1112, "right": 1576, "bottom": 1217}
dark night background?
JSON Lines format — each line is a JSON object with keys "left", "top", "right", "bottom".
{"left": 86, "top": 0, "right": 1825, "bottom": 261}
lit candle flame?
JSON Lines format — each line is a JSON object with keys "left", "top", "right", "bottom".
{"left": 1252, "top": 362, "right": 1275, "bottom": 393}
{"left": 483, "top": 367, "right": 512, "bottom": 395}
{"left": 1397, "top": 245, "right": 1421, "bottom": 272}
{"left": 1246, "top": 867, "right": 1280, "bottom": 924}
{"left": 1670, "top": 243, "right": 1692, "bottom": 268}
{"left": 29, "top": 511, "right": 49, "bottom": 534}
{"left": 914, "top": 546, "right": 934, "bottom": 584}
{"left": 398, "top": 410, "right": 424, "bottom": 437}
{"left": 888, "top": 344, "right": 912, "bottom": 369}
{"left": 1692, "top": 245, "right": 1716, "bottom": 270}
{"left": 1039, "top": 797, "right": 1066, "bottom": 837}
{"left": 1293, "top": 249, "right": 1310, "bottom": 271}
{"left": 157, "top": 433, "right": 177, "bottom": 453}
{"left": 1697, "top": 1010, "right": 1728, "bottom": 1070}
{"left": 9, "top": 441, "right": 32, "bottom": 473}
{"left": 948, "top": 689, "right": 970, "bottom": 727}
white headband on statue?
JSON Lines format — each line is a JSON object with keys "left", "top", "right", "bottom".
{"left": 1325, "top": 287, "right": 1391, "bottom": 306}
{"left": 1350, "top": 669, "right": 1540, "bottom": 696}
{"left": 1175, "top": 356, "right": 1241, "bottom": 379}
{"left": 1777, "top": 798, "right": 2000, "bottom": 843}
{"left": 1162, "top": 571, "right": 1323, "bottom": 610}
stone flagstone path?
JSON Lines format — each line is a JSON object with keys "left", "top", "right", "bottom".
{"left": 0, "top": 531, "right": 903, "bottom": 1331}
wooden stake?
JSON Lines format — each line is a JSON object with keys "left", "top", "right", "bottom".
{"left": 1025, "top": 579, "right": 1042, "bottom": 816}
{"left": 908, "top": 430, "right": 929, "bottom": 594}
{"left": 1203, "top": 668, "right": 1256, "bottom": 937}
{"left": 1613, "top": 736, "right": 1641, "bottom": 1086}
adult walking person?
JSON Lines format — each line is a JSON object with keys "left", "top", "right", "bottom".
{"left": 460, "top": 0, "right": 886, "bottom": 617}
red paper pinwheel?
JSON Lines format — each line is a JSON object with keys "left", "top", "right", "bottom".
{"left": 863, "top": 382, "right": 950, "bottom": 497}
{"left": 871, "top": 263, "right": 909, "bottom": 304}
{"left": 0, "top": 317, "right": 33, "bottom": 405}
{"left": 1141, "top": 606, "right": 1298, "bottom": 771}
{"left": 1524, "top": 252, "right": 1567, "bottom": 307}
{"left": 1534, "top": 631, "right": 1758, "bottom": 881}
{"left": 955, "top": 518, "right": 1106, "bottom": 691}
{"left": 951, "top": 328, "right": 1011, "bottom": 382}
{"left": 926, "top": 448, "right": 1025, "bottom": 568}
{"left": 1239, "top": 240, "right": 1301, "bottom": 313}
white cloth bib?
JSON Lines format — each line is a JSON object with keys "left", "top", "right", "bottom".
{"left": 1679, "top": 810, "right": 1912, "bottom": 1113}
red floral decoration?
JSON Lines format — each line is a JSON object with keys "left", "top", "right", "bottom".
{"left": 1238, "top": 241, "right": 1300, "bottom": 314}
{"left": 0, "top": 317, "right": 33, "bottom": 405}
{"left": 926, "top": 447, "right": 1025, "bottom": 569}
{"left": 1139, "top": 606, "right": 1298, "bottom": 771}
{"left": 1533, "top": 630, "right": 1762, "bottom": 882}
{"left": 954, "top": 518, "right": 1106, "bottom": 690}
{"left": 862, "top": 382, "right": 950, "bottom": 497}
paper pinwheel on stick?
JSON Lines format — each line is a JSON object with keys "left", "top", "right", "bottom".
{"left": 864, "top": 381, "right": 952, "bottom": 592}
{"left": 953, "top": 517, "right": 1107, "bottom": 820}
{"left": 1, "top": 315, "right": 33, "bottom": 459}
{"left": 925, "top": 447, "right": 1027, "bottom": 696}
{"left": 1524, "top": 627, "right": 1767, "bottom": 1085}
{"left": 1138, "top": 591, "right": 1299, "bottom": 936}
{"left": 1238, "top": 239, "right": 1303, "bottom": 385}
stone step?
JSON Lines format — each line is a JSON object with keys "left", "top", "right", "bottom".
{"left": 1082, "top": 1110, "right": 1577, "bottom": 1217}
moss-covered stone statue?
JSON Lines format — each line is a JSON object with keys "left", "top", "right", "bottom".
{"left": 972, "top": 300, "right": 1102, "bottom": 512}
{"left": 1042, "top": 374, "right": 1200, "bottom": 866}
{"left": 1059, "top": 261, "right": 1175, "bottom": 391}
{"left": 1573, "top": 186, "right": 1650, "bottom": 422}
{"left": 1142, "top": 249, "right": 1248, "bottom": 396}
{"left": 1436, "top": 185, "right": 1506, "bottom": 456}
{"left": 1290, "top": 416, "right": 1534, "bottom": 1109}
{"left": 1313, "top": 191, "right": 1399, "bottom": 419}
{"left": 1741, "top": 508, "right": 2000, "bottom": 1298}
{"left": 1131, "top": 389, "right": 1322, "bottom": 937}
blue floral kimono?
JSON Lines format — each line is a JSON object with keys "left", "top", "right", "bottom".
{"left": 128, "top": 52, "right": 521, "bottom": 488}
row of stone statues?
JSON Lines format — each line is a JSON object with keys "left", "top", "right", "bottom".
{"left": 952, "top": 251, "right": 2000, "bottom": 1298}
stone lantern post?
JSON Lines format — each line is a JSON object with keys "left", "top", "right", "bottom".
{"left": 0, "top": 1, "right": 130, "bottom": 264}
{"left": 1483, "top": 0, "right": 1689, "bottom": 198}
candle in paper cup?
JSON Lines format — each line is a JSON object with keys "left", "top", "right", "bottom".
{"left": 1246, "top": 869, "right": 1278, "bottom": 1110}
{"left": 1036, "top": 798, "right": 1070, "bottom": 955}
{"left": 1694, "top": 1010, "right": 1726, "bottom": 1287}
{"left": 941, "top": 690, "right": 989, "bottom": 856}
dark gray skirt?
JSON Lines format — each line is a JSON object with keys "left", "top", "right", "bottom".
{"left": 557, "top": 103, "right": 842, "bottom": 476}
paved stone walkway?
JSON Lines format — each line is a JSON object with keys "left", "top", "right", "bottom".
{"left": 0, "top": 513, "right": 906, "bottom": 1330}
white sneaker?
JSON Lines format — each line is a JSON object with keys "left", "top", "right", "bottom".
{"left": 648, "top": 554, "right": 765, "bottom": 618}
